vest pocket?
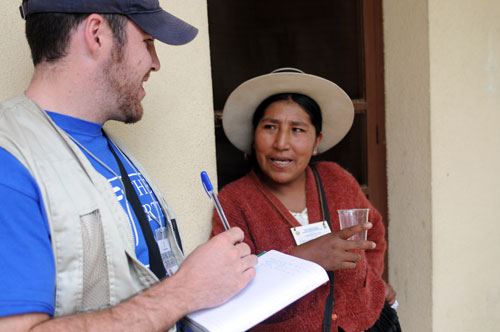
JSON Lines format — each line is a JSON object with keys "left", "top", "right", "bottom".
{"left": 80, "top": 209, "right": 111, "bottom": 311}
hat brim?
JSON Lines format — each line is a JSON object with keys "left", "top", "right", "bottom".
{"left": 222, "top": 71, "right": 354, "bottom": 154}
{"left": 128, "top": 9, "right": 198, "bottom": 46}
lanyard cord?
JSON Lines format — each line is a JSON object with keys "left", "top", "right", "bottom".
{"left": 115, "top": 143, "right": 164, "bottom": 228}
{"left": 67, "top": 135, "right": 124, "bottom": 192}
{"left": 68, "top": 133, "right": 166, "bottom": 278}
{"left": 109, "top": 139, "right": 184, "bottom": 254}
{"left": 62, "top": 129, "right": 171, "bottom": 278}
{"left": 68, "top": 133, "right": 163, "bottom": 227}
{"left": 107, "top": 140, "right": 167, "bottom": 279}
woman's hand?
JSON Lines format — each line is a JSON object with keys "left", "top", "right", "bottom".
{"left": 291, "top": 222, "right": 375, "bottom": 271}
{"left": 385, "top": 283, "right": 397, "bottom": 306}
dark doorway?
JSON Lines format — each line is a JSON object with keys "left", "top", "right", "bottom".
{"left": 207, "top": 0, "right": 387, "bottom": 277}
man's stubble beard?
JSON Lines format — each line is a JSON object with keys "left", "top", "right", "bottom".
{"left": 102, "top": 46, "right": 145, "bottom": 124}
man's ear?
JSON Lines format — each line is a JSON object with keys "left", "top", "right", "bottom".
{"left": 83, "top": 14, "right": 110, "bottom": 58}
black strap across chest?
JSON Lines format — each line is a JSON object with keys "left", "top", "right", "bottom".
{"left": 311, "top": 165, "right": 336, "bottom": 332}
{"left": 107, "top": 140, "right": 167, "bottom": 280}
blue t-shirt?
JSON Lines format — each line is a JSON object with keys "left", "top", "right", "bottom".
{"left": 0, "top": 111, "right": 167, "bottom": 317}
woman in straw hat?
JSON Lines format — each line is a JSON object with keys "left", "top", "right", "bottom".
{"left": 211, "top": 69, "right": 400, "bottom": 332}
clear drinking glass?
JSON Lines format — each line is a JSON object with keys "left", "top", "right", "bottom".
{"left": 337, "top": 208, "right": 370, "bottom": 241}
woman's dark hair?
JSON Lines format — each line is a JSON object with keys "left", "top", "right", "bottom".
{"left": 252, "top": 93, "right": 322, "bottom": 137}
{"left": 248, "top": 93, "right": 322, "bottom": 169}
{"left": 25, "top": 11, "right": 127, "bottom": 66}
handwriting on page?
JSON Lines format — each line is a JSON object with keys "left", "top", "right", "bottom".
{"left": 184, "top": 250, "right": 328, "bottom": 332}
{"left": 258, "top": 257, "right": 305, "bottom": 276}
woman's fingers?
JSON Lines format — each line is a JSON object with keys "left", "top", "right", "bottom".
{"left": 338, "top": 222, "right": 373, "bottom": 240}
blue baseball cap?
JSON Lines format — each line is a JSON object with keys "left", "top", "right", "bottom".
{"left": 19, "top": 0, "right": 198, "bottom": 46}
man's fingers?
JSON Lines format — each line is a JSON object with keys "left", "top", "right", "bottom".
{"left": 240, "top": 266, "right": 257, "bottom": 287}
{"left": 234, "top": 241, "right": 251, "bottom": 258}
{"left": 241, "top": 254, "right": 258, "bottom": 272}
{"left": 214, "top": 227, "right": 245, "bottom": 245}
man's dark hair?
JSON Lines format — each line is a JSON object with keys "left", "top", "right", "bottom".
{"left": 25, "top": 9, "right": 128, "bottom": 66}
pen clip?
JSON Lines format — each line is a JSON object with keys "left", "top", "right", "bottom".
{"left": 200, "top": 171, "right": 213, "bottom": 198}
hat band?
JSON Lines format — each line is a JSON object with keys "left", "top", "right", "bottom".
{"left": 271, "top": 68, "right": 304, "bottom": 74}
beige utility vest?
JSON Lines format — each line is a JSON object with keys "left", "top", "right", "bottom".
{"left": 0, "top": 94, "right": 184, "bottom": 325}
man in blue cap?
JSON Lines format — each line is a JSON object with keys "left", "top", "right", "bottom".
{"left": 0, "top": 1, "right": 257, "bottom": 331}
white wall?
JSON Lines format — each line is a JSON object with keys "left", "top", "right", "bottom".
{"left": 384, "top": 0, "right": 433, "bottom": 330}
{"left": 429, "top": 0, "right": 500, "bottom": 330}
{"left": 385, "top": 0, "right": 500, "bottom": 331}
{"left": 0, "top": 3, "right": 34, "bottom": 98}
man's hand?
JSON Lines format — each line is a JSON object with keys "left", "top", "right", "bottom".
{"left": 171, "top": 227, "right": 258, "bottom": 313}
{"left": 291, "top": 222, "right": 375, "bottom": 271}
{"left": 0, "top": 227, "right": 257, "bottom": 332}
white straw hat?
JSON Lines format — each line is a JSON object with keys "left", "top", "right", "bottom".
{"left": 222, "top": 68, "right": 354, "bottom": 154}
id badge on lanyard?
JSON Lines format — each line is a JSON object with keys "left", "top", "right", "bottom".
{"left": 155, "top": 227, "right": 179, "bottom": 277}
{"left": 291, "top": 221, "right": 331, "bottom": 245}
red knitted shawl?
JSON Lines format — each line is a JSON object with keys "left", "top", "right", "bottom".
{"left": 211, "top": 162, "right": 387, "bottom": 332}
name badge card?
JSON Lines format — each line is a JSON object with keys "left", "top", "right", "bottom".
{"left": 291, "top": 221, "right": 331, "bottom": 245}
{"left": 155, "top": 227, "right": 179, "bottom": 277}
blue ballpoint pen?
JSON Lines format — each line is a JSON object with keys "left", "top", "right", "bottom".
{"left": 201, "top": 171, "right": 230, "bottom": 230}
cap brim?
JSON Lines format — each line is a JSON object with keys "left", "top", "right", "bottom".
{"left": 222, "top": 71, "right": 354, "bottom": 154}
{"left": 128, "top": 9, "right": 198, "bottom": 46}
